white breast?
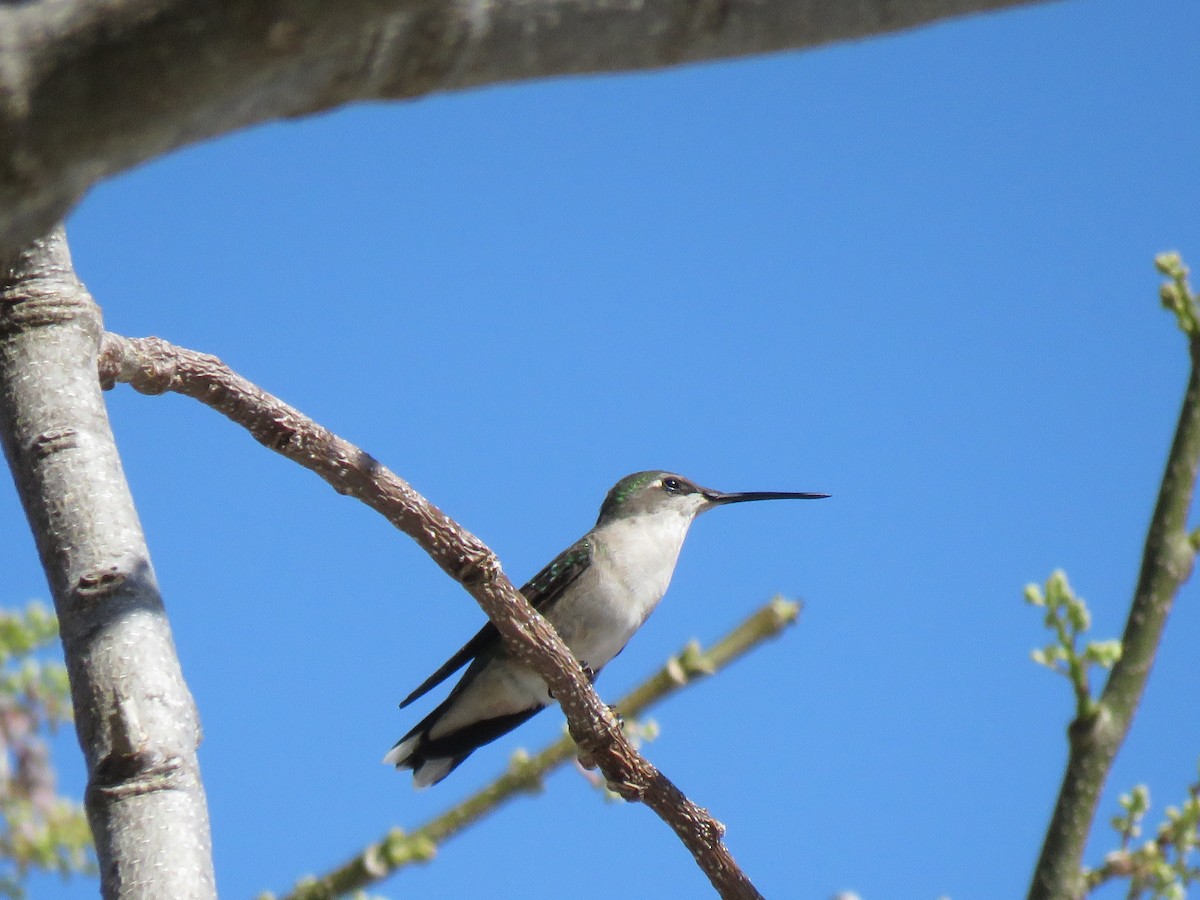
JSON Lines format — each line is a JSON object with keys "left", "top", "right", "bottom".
{"left": 546, "top": 510, "right": 694, "bottom": 672}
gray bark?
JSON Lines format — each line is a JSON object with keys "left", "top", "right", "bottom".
{"left": 0, "top": 228, "right": 215, "bottom": 899}
{"left": 0, "top": 0, "right": 1055, "bottom": 256}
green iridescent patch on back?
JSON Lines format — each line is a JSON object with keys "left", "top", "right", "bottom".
{"left": 522, "top": 537, "right": 592, "bottom": 604}
{"left": 596, "top": 470, "right": 667, "bottom": 524}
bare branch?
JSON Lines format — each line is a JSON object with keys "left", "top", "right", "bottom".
{"left": 0, "top": 0, "right": 1055, "bottom": 255}
{"left": 276, "top": 599, "right": 802, "bottom": 900}
{"left": 99, "top": 333, "right": 766, "bottom": 898}
{"left": 0, "top": 230, "right": 215, "bottom": 899}
{"left": 1027, "top": 255, "right": 1200, "bottom": 900}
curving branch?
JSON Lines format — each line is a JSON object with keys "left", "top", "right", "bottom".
{"left": 99, "top": 332, "right": 767, "bottom": 899}
{"left": 0, "top": 0, "right": 1053, "bottom": 256}
{"left": 1027, "top": 255, "right": 1200, "bottom": 900}
{"left": 276, "top": 599, "right": 802, "bottom": 900}
{"left": 0, "top": 228, "right": 215, "bottom": 899}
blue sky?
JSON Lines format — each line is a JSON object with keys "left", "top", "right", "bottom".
{"left": 6, "top": 0, "right": 1200, "bottom": 897}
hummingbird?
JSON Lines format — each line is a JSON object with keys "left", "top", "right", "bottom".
{"left": 384, "top": 470, "right": 827, "bottom": 787}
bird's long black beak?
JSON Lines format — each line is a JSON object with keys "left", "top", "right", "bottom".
{"left": 701, "top": 488, "right": 830, "bottom": 505}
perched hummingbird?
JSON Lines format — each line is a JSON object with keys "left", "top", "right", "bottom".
{"left": 384, "top": 470, "right": 827, "bottom": 787}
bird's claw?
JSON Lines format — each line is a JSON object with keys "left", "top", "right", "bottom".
{"left": 549, "top": 663, "right": 597, "bottom": 701}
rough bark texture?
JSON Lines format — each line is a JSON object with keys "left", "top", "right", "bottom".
{"left": 99, "top": 333, "right": 762, "bottom": 899}
{"left": 0, "top": 0, "right": 1056, "bottom": 255}
{"left": 0, "top": 230, "right": 215, "bottom": 899}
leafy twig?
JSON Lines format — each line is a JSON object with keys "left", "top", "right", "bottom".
{"left": 1084, "top": 769, "right": 1200, "bottom": 899}
{"left": 1027, "top": 253, "right": 1200, "bottom": 900}
{"left": 1025, "top": 571, "right": 1121, "bottom": 719}
{"left": 0, "top": 603, "right": 93, "bottom": 898}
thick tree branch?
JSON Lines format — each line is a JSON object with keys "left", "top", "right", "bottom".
{"left": 1027, "top": 256, "right": 1200, "bottom": 900}
{"left": 276, "top": 599, "right": 802, "bottom": 900}
{"left": 98, "top": 333, "right": 765, "bottom": 899}
{"left": 0, "top": 229, "right": 215, "bottom": 899}
{"left": 0, "top": 0, "right": 1055, "bottom": 255}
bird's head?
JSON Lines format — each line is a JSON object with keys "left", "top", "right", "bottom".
{"left": 595, "top": 470, "right": 828, "bottom": 527}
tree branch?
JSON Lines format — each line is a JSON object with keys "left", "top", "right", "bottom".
{"left": 98, "top": 333, "right": 766, "bottom": 899}
{"left": 1027, "top": 255, "right": 1200, "bottom": 900}
{"left": 0, "top": 229, "right": 215, "bottom": 899}
{"left": 0, "top": 0, "right": 1054, "bottom": 255}
{"left": 275, "top": 598, "right": 802, "bottom": 900}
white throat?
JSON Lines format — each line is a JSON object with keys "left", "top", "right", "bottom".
{"left": 592, "top": 508, "right": 697, "bottom": 614}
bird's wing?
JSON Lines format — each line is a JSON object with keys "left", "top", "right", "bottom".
{"left": 398, "top": 537, "right": 594, "bottom": 709}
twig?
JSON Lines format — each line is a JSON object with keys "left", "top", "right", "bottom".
{"left": 99, "top": 333, "right": 766, "bottom": 899}
{"left": 273, "top": 599, "right": 801, "bottom": 900}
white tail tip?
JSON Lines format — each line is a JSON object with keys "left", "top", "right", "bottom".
{"left": 413, "top": 757, "right": 455, "bottom": 789}
{"left": 382, "top": 735, "right": 419, "bottom": 768}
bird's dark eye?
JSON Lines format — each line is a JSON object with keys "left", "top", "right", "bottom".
{"left": 662, "top": 477, "right": 683, "bottom": 494}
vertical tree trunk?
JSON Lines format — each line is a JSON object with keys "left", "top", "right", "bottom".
{"left": 0, "top": 227, "right": 215, "bottom": 899}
